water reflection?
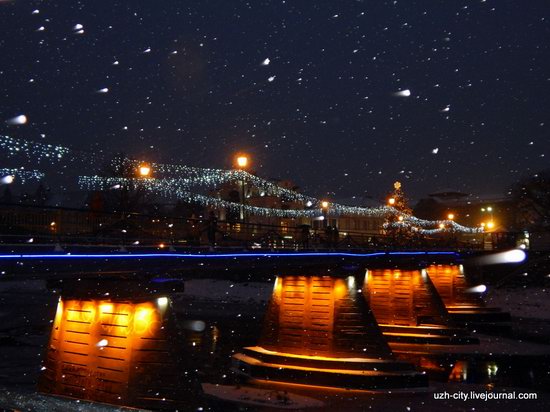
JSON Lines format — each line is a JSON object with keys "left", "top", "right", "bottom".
{"left": 38, "top": 295, "right": 201, "bottom": 410}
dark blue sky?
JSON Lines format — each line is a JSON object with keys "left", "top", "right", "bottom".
{"left": 1, "top": 0, "right": 549, "bottom": 200}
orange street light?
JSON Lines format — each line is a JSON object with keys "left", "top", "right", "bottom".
{"left": 235, "top": 153, "right": 250, "bottom": 222}
{"left": 388, "top": 197, "right": 396, "bottom": 206}
{"left": 235, "top": 154, "right": 249, "bottom": 169}
{"left": 398, "top": 215, "right": 404, "bottom": 222}
{"left": 439, "top": 223, "right": 445, "bottom": 229}
{"left": 139, "top": 164, "right": 151, "bottom": 177}
{"left": 320, "top": 201, "right": 329, "bottom": 229}
{"left": 486, "top": 221, "right": 495, "bottom": 230}
{"left": 447, "top": 213, "right": 455, "bottom": 220}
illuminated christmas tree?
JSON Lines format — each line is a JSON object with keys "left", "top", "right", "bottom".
{"left": 385, "top": 181, "right": 414, "bottom": 244}
{"left": 387, "top": 181, "right": 412, "bottom": 215}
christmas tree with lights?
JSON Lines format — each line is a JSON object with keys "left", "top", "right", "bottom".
{"left": 385, "top": 181, "right": 415, "bottom": 245}
{"left": 387, "top": 181, "right": 412, "bottom": 215}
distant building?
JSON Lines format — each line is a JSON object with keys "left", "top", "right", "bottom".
{"left": 211, "top": 179, "right": 386, "bottom": 239}
{"left": 330, "top": 196, "right": 385, "bottom": 236}
{"left": 414, "top": 189, "right": 517, "bottom": 232}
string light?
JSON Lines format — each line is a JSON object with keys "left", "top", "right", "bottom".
{"left": 1, "top": 136, "right": 481, "bottom": 233}
{"left": 0, "top": 168, "right": 44, "bottom": 183}
{"left": 0, "top": 135, "right": 70, "bottom": 162}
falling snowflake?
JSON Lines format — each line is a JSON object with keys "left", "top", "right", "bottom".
{"left": 73, "top": 24, "right": 83, "bottom": 31}
{"left": 6, "top": 115, "right": 28, "bottom": 125}
{"left": 1, "top": 175, "right": 15, "bottom": 184}
{"left": 96, "top": 87, "right": 109, "bottom": 93}
{"left": 261, "top": 58, "right": 270, "bottom": 66}
{"left": 267, "top": 76, "right": 276, "bottom": 82}
{"left": 394, "top": 89, "right": 411, "bottom": 97}
{"left": 432, "top": 148, "right": 439, "bottom": 154}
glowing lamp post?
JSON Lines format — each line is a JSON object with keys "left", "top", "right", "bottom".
{"left": 235, "top": 154, "right": 250, "bottom": 222}
{"left": 481, "top": 206, "right": 494, "bottom": 226}
{"left": 447, "top": 213, "right": 455, "bottom": 220}
{"left": 388, "top": 197, "right": 396, "bottom": 206}
{"left": 138, "top": 164, "right": 151, "bottom": 177}
{"left": 236, "top": 155, "right": 248, "bottom": 169}
{"left": 321, "top": 201, "right": 329, "bottom": 228}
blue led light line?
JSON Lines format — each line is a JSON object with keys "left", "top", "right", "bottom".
{"left": 0, "top": 251, "right": 459, "bottom": 260}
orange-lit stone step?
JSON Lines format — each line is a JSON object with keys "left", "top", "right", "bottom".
{"left": 233, "top": 275, "right": 429, "bottom": 390}
{"left": 426, "top": 264, "right": 511, "bottom": 326}
{"left": 241, "top": 346, "right": 414, "bottom": 372}
{"left": 232, "top": 351, "right": 428, "bottom": 390}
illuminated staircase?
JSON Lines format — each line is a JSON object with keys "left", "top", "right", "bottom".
{"left": 233, "top": 346, "right": 427, "bottom": 390}
{"left": 232, "top": 275, "right": 428, "bottom": 390}
{"left": 363, "top": 268, "right": 479, "bottom": 345}
{"left": 426, "top": 264, "right": 511, "bottom": 327}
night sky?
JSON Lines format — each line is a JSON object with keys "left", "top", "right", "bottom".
{"left": 1, "top": 0, "right": 549, "bottom": 200}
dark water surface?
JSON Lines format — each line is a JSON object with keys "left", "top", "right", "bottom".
{"left": 1, "top": 275, "right": 549, "bottom": 411}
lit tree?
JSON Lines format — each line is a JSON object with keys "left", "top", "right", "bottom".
{"left": 385, "top": 181, "right": 414, "bottom": 245}
{"left": 387, "top": 181, "right": 412, "bottom": 215}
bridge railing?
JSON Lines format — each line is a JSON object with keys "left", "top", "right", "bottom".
{"left": 0, "top": 203, "right": 501, "bottom": 250}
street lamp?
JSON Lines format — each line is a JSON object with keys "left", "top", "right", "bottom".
{"left": 447, "top": 213, "right": 455, "bottom": 220}
{"left": 235, "top": 153, "right": 250, "bottom": 222}
{"left": 236, "top": 155, "right": 249, "bottom": 169}
{"left": 138, "top": 164, "right": 151, "bottom": 177}
{"left": 388, "top": 197, "right": 396, "bottom": 206}
{"left": 321, "top": 201, "right": 329, "bottom": 228}
{"left": 481, "top": 206, "right": 494, "bottom": 221}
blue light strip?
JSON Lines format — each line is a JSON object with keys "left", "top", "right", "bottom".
{"left": 0, "top": 251, "right": 459, "bottom": 260}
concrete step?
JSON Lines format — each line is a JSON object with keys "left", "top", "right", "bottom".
{"left": 232, "top": 352, "right": 428, "bottom": 390}
{"left": 448, "top": 309, "right": 511, "bottom": 323}
{"left": 379, "top": 324, "right": 468, "bottom": 336}
{"left": 241, "top": 346, "right": 412, "bottom": 372}
{"left": 379, "top": 325, "right": 479, "bottom": 345}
